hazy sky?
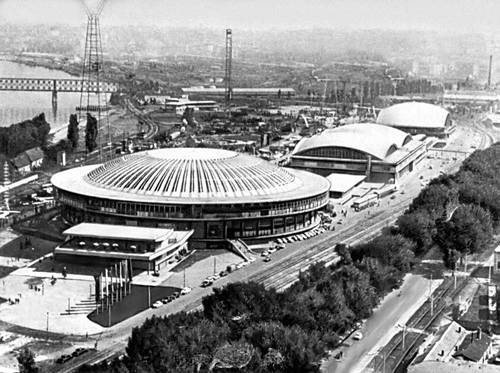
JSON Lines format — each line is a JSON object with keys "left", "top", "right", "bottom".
{"left": 0, "top": 0, "right": 498, "bottom": 33}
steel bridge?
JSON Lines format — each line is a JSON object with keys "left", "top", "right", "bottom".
{"left": 0, "top": 78, "right": 118, "bottom": 93}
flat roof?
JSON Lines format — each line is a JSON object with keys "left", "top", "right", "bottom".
{"left": 63, "top": 223, "right": 175, "bottom": 242}
{"left": 326, "top": 173, "right": 366, "bottom": 193}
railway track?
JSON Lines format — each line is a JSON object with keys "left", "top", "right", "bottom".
{"left": 368, "top": 276, "right": 465, "bottom": 372}
{"left": 250, "top": 197, "right": 415, "bottom": 291}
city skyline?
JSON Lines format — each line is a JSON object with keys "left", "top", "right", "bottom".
{"left": 0, "top": 0, "right": 498, "bottom": 33}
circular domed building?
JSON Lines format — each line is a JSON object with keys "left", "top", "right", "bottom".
{"left": 52, "top": 148, "right": 330, "bottom": 248}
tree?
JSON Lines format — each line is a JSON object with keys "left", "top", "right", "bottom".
{"left": 67, "top": 114, "right": 79, "bottom": 149}
{"left": 397, "top": 211, "right": 434, "bottom": 255}
{"left": 437, "top": 204, "right": 493, "bottom": 268}
{"left": 17, "top": 347, "right": 38, "bottom": 373}
{"left": 336, "top": 243, "right": 353, "bottom": 266}
{"left": 409, "top": 183, "right": 458, "bottom": 220}
{"left": 85, "top": 113, "right": 98, "bottom": 153}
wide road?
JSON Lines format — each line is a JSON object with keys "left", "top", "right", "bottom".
{"left": 323, "top": 274, "right": 438, "bottom": 373}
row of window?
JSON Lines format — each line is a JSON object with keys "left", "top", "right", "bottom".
{"left": 300, "top": 147, "right": 368, "bottom": 160}
{"left": 58, "top": 190, "right": 327, "bottom": 219}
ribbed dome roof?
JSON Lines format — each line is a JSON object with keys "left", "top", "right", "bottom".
{"left": 292, "top": 123, "right": 412, "bottom": 160}
{"left": 84, "top": 148, "right": 302, "bottom": 199}
{"left": 377, "top": 102, "right": 450, "bottom": 129}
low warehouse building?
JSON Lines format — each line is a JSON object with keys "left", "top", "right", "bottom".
{"left": 376, "top": 102, "right": 455, "bottom": 138}
{"left": 289, "top": 123, "right": 426, "bottom": 183}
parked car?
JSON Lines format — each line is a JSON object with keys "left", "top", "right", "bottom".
{"left": 161, "top": 298, "right": 170, "bottom": 304}
{"left": 353, "top": 331, "right": 363, "bottom": 340}
{"left": 268, "top": 247, "right": 277, "bottom": 254}
{"left": 263, "top": 256, "right": 272, "bottom": 263}
{"left": 56, "top": 355, "right": 72, "bottom": 364}
{"left": 72, "top": 348, "right": 88, "bottom": 357}
{"left": 261, "top": 251, "right": 269, "bottom": 257}
{"left": 173, "top": 291, "right": 181, "bottom": 298}
{"left": 208, "top": 274, "right": 220, "bottom": 281}
{"left": 152, "top": 300, "right": 163, "bottom": 308}
{"left": 180, "top": 287, "right": 192, "bottom": 295}
{"left": 275, "top": 243, "right": 286, "bottom": 250}
{"left": 219, "top": 270, "right": 228, "bottom": 277}
{"left": 201, "top": 279, "right": 213, "bottom": 287}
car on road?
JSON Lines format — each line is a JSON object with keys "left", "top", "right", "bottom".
{"left": 263, "top": 256, "right": 272, "bottom": 263}
{"left": 235, "top": 262, "right": 245, "bottom": 269}
{"left": 56, "top": 355, "right": 72, "bottom": 364}
{"left": 353, "top": 331, "right": 363, "bottom": 340}
{"left": 261, "top": 251, "right": 269, "bottom": 257}
{"left": 268, "top": 247, "right": 277, "bottom": 254}
{"left": 275, "top": 243, "right": 286, "bottom": 250}
{"left": 161, "top": 297, "right": 170, "bottom": 304}
{"left": 207, "top": 274, "right": 220, "bottom": 282}
{"left": 180, "top": 287, "right": 192, "bottom": 295}
{"left": 152, "top": 300, "right": 163, "bottom": 308}
{"left": 219, "top": 270, "right": 228, "bottom": 277}
{"left": 201, "top": 279, "right": 213, "bottom": 287}
{"left": 72, "top": 348, "right": 88, "bottom": 357}
{"left": 172, "top": 291, "right": 181, "bottom": 298}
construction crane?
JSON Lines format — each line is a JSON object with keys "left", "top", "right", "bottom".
{"left": 224, "top": 29, "right": 233, "bottom": 118}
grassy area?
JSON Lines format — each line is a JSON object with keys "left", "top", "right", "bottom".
{"left": 0, "top": 235, "right": 58, "bottom": 261}
{"left": 171, "top": 249, "right": 226, "bottom": 273}
{"left": 0, "top": 266, "right": 16, "bottom": 279}
{"left": 88, "top": 284, "right": 180, "bottom": 327}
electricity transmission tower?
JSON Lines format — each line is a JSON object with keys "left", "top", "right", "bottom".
{"left": 79, "top": 0, "right": 110, "bottom": 161}
{"left": 224, "top": 28, "right": 233, "bottom": 118}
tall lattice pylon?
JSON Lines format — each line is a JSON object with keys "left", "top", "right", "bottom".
{"left": 2, "top": 161, "right": 10, "bottom": 211}
{"left": 224, "top": 29, "right": 233, "bottom": 117}
{"left": 79, "top": 0, "right": 110, "bottom": 161}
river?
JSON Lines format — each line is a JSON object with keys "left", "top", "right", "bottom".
{"left": 0, "top": 60, "right": 82, "bottom": 138}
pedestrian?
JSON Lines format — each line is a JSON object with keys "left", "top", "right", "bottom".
{"left": 86, "top": 332, "right": 88, "bottom": 339}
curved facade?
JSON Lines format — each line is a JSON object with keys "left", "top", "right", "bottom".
{"left": 52, "top": 148, "right": 330, "bottom": 248}
{"left": 290, "top": 123, "right": 426, "bottom": 182}
{"left": 293, "top": 123, "right": 412, "bottom": 161}
{"left": 376, "top": 102, "right": 455, "bottom": 138}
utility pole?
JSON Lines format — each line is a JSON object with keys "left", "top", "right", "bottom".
{"left": 213, "top": 256, "right": 217, "bottom": 275}
{"left": 429, "top": 274, "right": 434, "bottom": 317}
{"left": 46, "top": 312, "right": 49, "bottom": 339}
{"left": 183, "top": 269, "right": 186, "bottom": 288}
{"left": 402, "top": 325, "right": 406, "bottom": 349}
{"left": 488, "top": 55, "right": 493, "bottom": 89}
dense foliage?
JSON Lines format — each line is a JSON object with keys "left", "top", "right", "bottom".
{"left": 79, "top": 236, "right": 410, "bottom": 373}
{"left": 85, "top": 113, "right": 98, "bottom": 153}
{"left": 396, "top": 143, "right": 500, "bottom": 267}
{"left": 0, "top": 114, "right": 50, "bottom": 157}
{"left": 67, "top": 114, "right": 79, "bottom": 149}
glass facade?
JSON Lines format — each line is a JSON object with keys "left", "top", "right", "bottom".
{"left": 56, "top": 188, "right": 328, "bottom": 243}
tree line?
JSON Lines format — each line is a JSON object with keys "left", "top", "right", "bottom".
{"left": 78, "top": 237, "right": 414, "bottom": 372}
{"left": 397, "top": 143, "right": 500, "bottom": 269}
{"left": 0, "top": 114, "right": 50, "bottom": 157}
